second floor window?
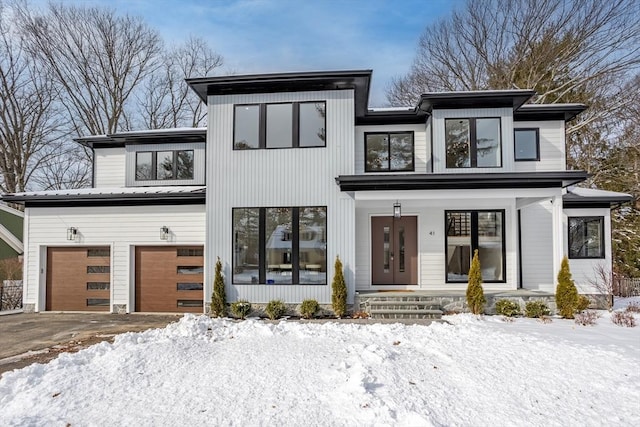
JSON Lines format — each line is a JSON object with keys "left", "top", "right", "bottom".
{"left": 514, "top": 128, "right": 540, "bottom": 161}
{"left": 136, "top": 150, "right": 194, "bottom": 180}
{"left": 234, "top": 102, "right": 326, "bottom": 150}
{"left": 445, "top": 118, "right": 501, "bottom": 168}
{"left": 365, "top": 132, "right": 414, "bottom": 172}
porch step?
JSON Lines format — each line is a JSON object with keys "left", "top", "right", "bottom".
{"left": 365, "top": 300, "right": 443, "bottom": 320}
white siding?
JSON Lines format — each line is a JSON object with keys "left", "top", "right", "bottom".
{"left": 355, "top": 123, "right": 428, "bottom": 174}
{"left": 23, "top": 205, "right": 205, "bottom": 312}
{"left": 514, "top": 120, "right": 566, "bottom": 172}
{"left": 206, "top": 90, "right": 356, "bottom": 304}
{"left": 94, "top": 148, "right": 126, "bottom": 188}
{"left": 125, "top": 143, "right": 206, "bottom": 187}
{"left": 432, "top": 108, "right": 514, "bottom": 173}
{"left": 520, "top": 201, "right": 554, "bottom": 290}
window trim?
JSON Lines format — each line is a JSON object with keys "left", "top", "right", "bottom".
{"left": 364, "top": 131, "right": 415, "bottom": 173}
{"left": 568, "top": 216, "right": 605, "bottom": 259}
{"left": 445, "top": 117, "right": 503, "bottom": 168}
{"left": 514, "top": 128, "right": 540, "bottom": 161}
{"left": 444, "top": 209, "right": 506, "bottom": 283}
{"left": 233, "top": 101, "right": 327, "bottom": 150}
{"left": 134, "top": 149, "right": 194, "bottom": 181}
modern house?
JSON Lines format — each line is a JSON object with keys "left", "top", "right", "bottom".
{"left": 3, "top": 70, "right": 632, "bottom": 313}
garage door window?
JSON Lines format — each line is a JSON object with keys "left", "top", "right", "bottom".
{"left": 177, "top": 300, "right": 203, "bottom": 308}
{"left": 177, "top": 266, "right": 203, "bottom": 274}
{"left": 87, "top": 248, "right": 110, "bottom": 257}
{"left": 87, "top": 266, "right": 110, "bottom": 274}
{"left": 87, "top": 282, "right": 110, "bottom": 290}
{"left": 177, "top": 248, "right": 204, "bottom": 257}
{"left": 177, "top": 282, "right": 203, "bottom": 291}
{"left": 87, "top": 298, "right": 109, "bottom": 306}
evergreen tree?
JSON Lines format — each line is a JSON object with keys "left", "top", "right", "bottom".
{"left": 466, "top": 250, "right": 486, "bottom": 315}
{"left": 210, "top": 257, "right": 226, "bottom": 317}
{"left": 556, "top": 256, "right": 579, "bottom": 318}
{"left": 331, "top": 256, "right": 347, "bottom": 317}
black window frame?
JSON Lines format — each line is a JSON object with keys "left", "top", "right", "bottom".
{"left": 135, "top": 149, "right": 194, "bottom": 181}
{"left": 232, "top": 206, "right": 327, "bottom": 285}
{"left": 444, "top": 209, "right": 506, "bottom": 283}
{"left": 568, "top": 216, "right": 605, "bottom": 259}
{"left": 514, "top": 128, "right": 540, "bottom": 161}
{"left": 233, "top": 101, "right": 326, "bottom": 150}
{"left": 364, "top": 131, "right": 415, "bottom": 173}
{"left": 445, "top": 117, "right": 503, "bottom": 168}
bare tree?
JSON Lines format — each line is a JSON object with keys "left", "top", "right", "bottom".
{"left": 138, "top": 36, "right": 222, "bottom": 129}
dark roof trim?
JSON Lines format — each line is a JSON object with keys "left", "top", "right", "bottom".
{"left": 563, "top": 194, "right": 633, "bottom": 209}
{"left": 356, "top": 109, "right": 428, "bottom": 125}
{"left": 336, "top": 171, "right": 588, "bottom": 192}
{"left": 514, "top": 104, "right": 587, "bottom": 122}
{"left": 75, "top": 128, "right": 207, "bottom": 148}
{"left": 418, "top": 90, "right": 536, "bottom": 113}
{"left": 2, "top": 191, "right": 206, "bottom": 207}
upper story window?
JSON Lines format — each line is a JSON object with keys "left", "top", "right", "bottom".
{"left": 234, "top": 102, "right": 326, "bottom": 150}
{"left": 135, "top": 150, "right": 194, "bottom": 181}
{"left": 514, "top": 128, "right": 540, "bottom": 161}
{"left": 445, "top": 118, "right": 501, "bottom": 168}
{"left": 365, "top": 132, "right": 414, "bottom": 172}
{"left": 568, "top": 217, "right": 604, "bottom": 259}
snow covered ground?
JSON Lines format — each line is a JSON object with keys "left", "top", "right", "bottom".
{"left": 0, "top": 301, "right": 638, "bottom": 426}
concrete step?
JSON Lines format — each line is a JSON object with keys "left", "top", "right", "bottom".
{"left": 367, "top": 300, "right": 441, "bottom": 310}
{"left": 368, "top": 309, "right": 443, "bottom": 320}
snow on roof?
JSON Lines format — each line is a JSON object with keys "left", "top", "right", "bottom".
{"left": 368, "top": 107, "right": 415, "bottom": 112}
{"left": 9, "top": 186, "right": 206, "bottom": 198}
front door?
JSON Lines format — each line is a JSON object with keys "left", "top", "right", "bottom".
{"left": 371, "top": 216, "right": 418, "bottom": 285}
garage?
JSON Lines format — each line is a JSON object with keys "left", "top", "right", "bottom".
{"left": 135, "top": 246, "right": 204, "bottom": 313}
{"left": 46, "top": 247, "right": 111, "bottom": 311}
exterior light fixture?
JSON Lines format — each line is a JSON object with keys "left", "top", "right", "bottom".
{"left": 67, "top": 227, "right": 78, "bottom": 241}
{"left": 160, "top": 226, "right": 169, "bottom": 240}
{"left": 393, "top": 201, "right": 401, "bottom": 219}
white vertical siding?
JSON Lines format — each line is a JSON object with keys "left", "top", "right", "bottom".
{"left": 94, "top": 148, "right": 126, "bottom": 188}
{"left": 520, "top": 201, "right": 554, "bottom": 290}
{"left": 125, "top": 143, "right": 206, "bottom": 187}
{"left": 432, "top": 108, "right": 514, "bottom": 173}
{"left": 514, "top": 120, "right": 566, "bottom": 172}
{"left": 23, "top": 205, "right": 205, "bottom": 312}
{"left": 354, "top": 124, "right": 428, "bottom": 174}
{"left": 206, "top": 90, "right": 356, "bottom": 304}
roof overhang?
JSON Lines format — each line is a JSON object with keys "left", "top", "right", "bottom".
{"left": 75, "top": 128, "right": 207, "bottom": 148}
{"left": 356, "top": 108, "right": 428, "bottom": 125}
{"left": 563, "top": 188, "right": 634, "bottom": 209}
{"left": 514, "top": 104, "right": 587, "bottom": 122}
{"left": 2, "top": 189, "right": 206, "bottom": 207}
{"left": 418, "top": 90, "right": 536, "bottom": 113}
{"left": 336, "top": 171, "right": 588, "bottom": 192}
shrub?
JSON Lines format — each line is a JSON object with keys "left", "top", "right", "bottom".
{"left": 331, "top": 256, "right": 347, "bottom": 317}
{"left": 574, "top": 310, "right": 598, "bottom": 326}
{"left": 230, "top": 300, "right": 252, "bottom": 320}
{"left": 611, "top": 311, "right": 636, "bottom": 327}
{"left": 576, "top": 295, "right": 591, "bottom": 311}
{"left": 352, "top": 311, "right": 370, "bottom": 319}
{"left": 495, "top": 299, "right": 521, "bottom": 317}
{"left": 299, "top": 299, "right": 320, "bottom": 319}
{"left": 537, "top": 316, "right": 553, "bottom": 324}
{"left": 265, "top": 299, "right": 287, "bottom": 320}
{"left": 466, "top": 249, "right": 485, "bottom": 315}
{"left": 210, "top": 257, "right": 226, "bottom": 317}
{"left": 525, "top": 301, "right": 550, "bottom": 318}
{"left": 556, "top": 257, "right": 578, "bottom": 319}
{"left": 625, "top": 302, "right": 640, "bottom": 313}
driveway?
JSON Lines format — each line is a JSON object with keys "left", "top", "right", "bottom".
{"left": 0, "top": 312, "right": 182, "bottom": 376}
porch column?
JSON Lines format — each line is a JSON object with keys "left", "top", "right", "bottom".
{"left": 551, "top": 195, "right": 564, "bottom": 284}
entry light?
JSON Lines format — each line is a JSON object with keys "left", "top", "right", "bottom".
{"left": 160, "top": 226, "right": 170, "bottom": 240}
{"left": 67, "top": 227, "right": 78, "bottom": 241}
{"left": 393, "top": 201, "right": 401, "bottom": 219}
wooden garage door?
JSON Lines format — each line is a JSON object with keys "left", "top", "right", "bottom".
{"left": 46, "top": 247, "right": 111, "bottom": 311}
{"left": 135, "top": 246, "right": 204, "bottom": 313}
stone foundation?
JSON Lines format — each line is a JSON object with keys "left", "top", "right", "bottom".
{"left": 22, "top": 303, "right": 36, "bottom": 313}
{"left": 112, "top": 304, "right": 127, "bottom": 314}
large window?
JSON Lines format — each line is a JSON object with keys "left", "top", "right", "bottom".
{"left": 514, "top": 128, "right": 540, "bottom": 161}
{"left": 233, "top": 206, "right": 327, "bottom": 284}
{"left": 135, "top": 150, "right": 194, "bottom": 180}
{"left": 569, "top": 217, "right": 604, "bottom": 259}
{"left": 365, "top": 132, "right": 414, "bottom": 172}
{"left": 234, "top": 102, "right": 326, "bottom": 150}
{"left": 445, "top": 118, "right": 501, "bottom": 168}
{"left": 446, "top": 210, "right": 505, "bottom": 282}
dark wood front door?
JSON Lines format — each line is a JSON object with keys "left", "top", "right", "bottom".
{"left": 371, "top": 216, "right": 418, "bottom": 285}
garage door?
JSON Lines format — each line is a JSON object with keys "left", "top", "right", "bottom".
{"left": 135, "top": 246, "right": 204, "bottom": 313}
{"left": 46, "top": 247, "right": 111, "bottom": 311}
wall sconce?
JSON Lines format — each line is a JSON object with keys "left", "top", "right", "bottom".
{"left": 393, "top": 201, "right": 401, "bottom": 219}
{"left": 67, "top": 227, "right": 78, "bottom": 241}
{"left": 160, "top": 226, "right": 169, "bottom": 240}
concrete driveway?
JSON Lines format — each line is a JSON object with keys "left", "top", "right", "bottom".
{"left": 0, "top": 312, "right": 182, "bottom": 375}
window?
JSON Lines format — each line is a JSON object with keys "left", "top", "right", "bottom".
{"left": 233, "top": 206, "right": 327, "bottom": 285}
{"left": 234, "top": 102, "right": 326, "bottom": 149}
{"left": 135, "top": 150, "right": 194, "bottom": 180}
{"left": 87, "top": 266, "right": 110, "bottom": 274}
{"left": 86, "top": 298, "right": 110, "bottom": 306}
{"left": 177, "top": 300, "right": 203, "bottom": 308}
{"left": 569, "top": 217, "right": 604, "bottom": 259}
{"left": 87, "top": 282, "right": 110, "bottom": 290}
{"left": 445, "top": 118, "right": 501, "bottom": 168}
{"left": 445, "top": 210, "right": 505, "bottom": 282}
{"left": 177, "top": 283, "right": 203, "bottom": 291}
{"left": 365, "top": 132, "right": 414, "bottom": 172}
{"left": 177, "top": 266, "right": 204, "bottom": 275}
{"left": 514, "top": 128, "right": 540, "bottom": 161}
{"left": 87, "top": 248, "right": 110, "bottom": 257}
{"left": 177, "top": 248, "right": 204, "bottom": 257}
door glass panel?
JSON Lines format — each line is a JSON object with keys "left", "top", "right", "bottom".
{"left": 477, "top": 211, "right": 503, "bottom": 281}
{"left": 446, "top": 212, "right": 471, "bottom": 281}
{"left": 233, "top": 208, "right": 260, "bottom": 284}
{"left": 383, "top": 226, "right": 390, "bottom": 273}
{"left": 298, "top": 207, "right": 327, "bottom": 284}
{"left": 265, "top": 208, "right": 293, "bottom": 284}
{"left": 398, "top": 226, "right": 405, "bottom": 273}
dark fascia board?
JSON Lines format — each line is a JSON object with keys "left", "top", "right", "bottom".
{"left": 356, "top": 109, "right": 428, "bottom": 125}
{"left": 186, "top": 70, "right": 373, "bottom": 117}
{"left": 418, "top": 90, "right": 536, "bottom": 113}
{"left": 514, "top": 104, "right": 588, "bottom": 122}
{"left": 2, "top": 190, "right": 206, "bottom": 207}
{"left": 75, "top": 128, "right": 207, "bottom": 148}
{"left": 335, "top": 171, "right": 588, "bottom": 192}
{"left": 563, "top": 193, "right": 633, "bottom": 209}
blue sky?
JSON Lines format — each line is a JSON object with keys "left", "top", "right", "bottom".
{"left": 40, "top": 0, "right": 464, "bottom": 106}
